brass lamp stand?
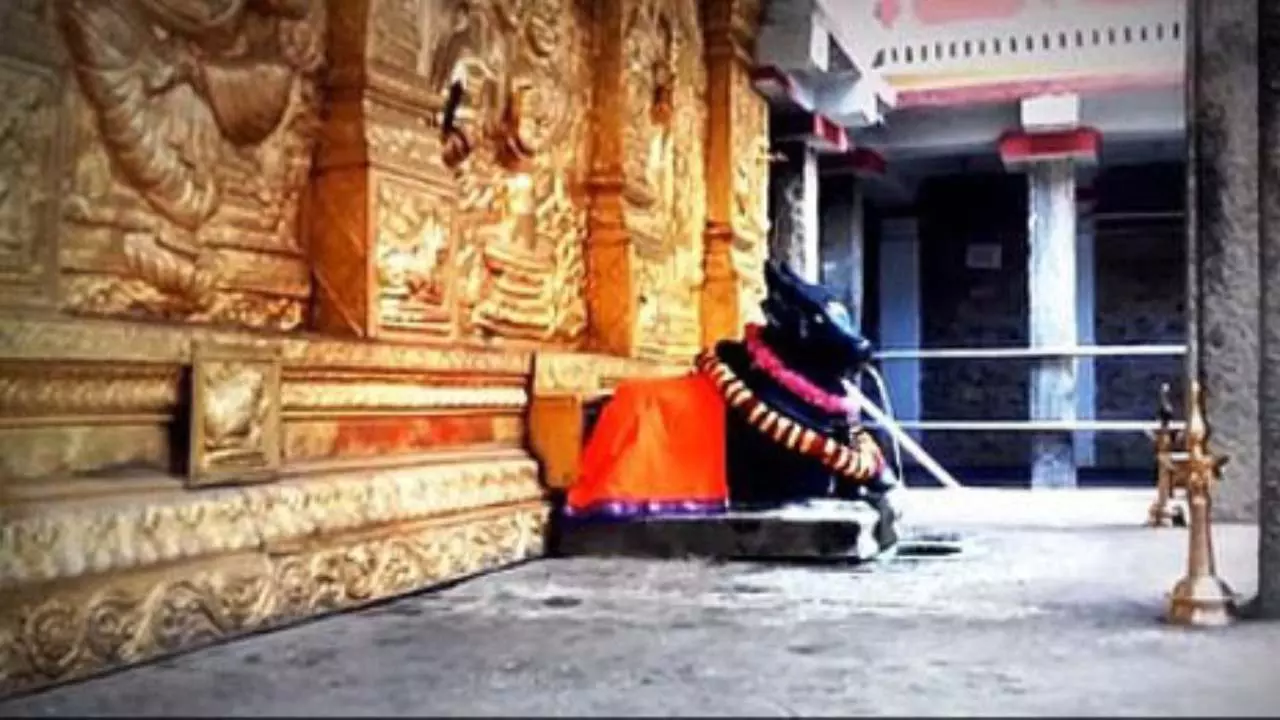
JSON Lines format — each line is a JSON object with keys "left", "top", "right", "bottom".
{"left": 1164, "top": 380, "right": 1238, "bottom": 627}
{"left": 1147, "top": 383, "right": 1188, "bottom": 527}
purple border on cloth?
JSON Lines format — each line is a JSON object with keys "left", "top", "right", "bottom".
{"left": 561, "top": 499, "right": 728, "bottom": 522}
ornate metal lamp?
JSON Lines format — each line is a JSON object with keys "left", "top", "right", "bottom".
{"left": 1147, "top": 382, "right": 1187, "bottom": 527}
{"left": 1164, "top": 380, "right": 1238, "bottom": 627}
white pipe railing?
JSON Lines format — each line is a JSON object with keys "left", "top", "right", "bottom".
{"left": 864, "top": 419, "right": 1184, "bottom": 433}
{"left": 874, "top": 344, "right": 1186, "bottom": 361}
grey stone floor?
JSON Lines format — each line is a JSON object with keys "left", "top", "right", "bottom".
{"left": 4, "top": 490, "right": 1280, "bottom": 717}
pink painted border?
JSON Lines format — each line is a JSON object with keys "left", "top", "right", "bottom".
{"left": 896, "top": 71, "right": 1182, "bottom": 108}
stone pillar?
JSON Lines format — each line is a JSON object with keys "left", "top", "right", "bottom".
{"left": 878, "top": 217, "right": 923, "bottom": 444}
{"left": 1027, "top": 159, "right": 1079, "bottom": 488}
{"left": 819, "top": 175, "right": 866, "bottom": 323}
{"left": 1255, "top": 0, "right": 1280, "bottom": 617}
{"left": 700, "top": 0, "right": 770, "bottom": 347}
{"left": 1075, "top": 190, "right": 1098, "bottom": 468}
{"left": 1001, "top": 110, "right": 1100, "bottom": 489}
{"left": 1188, "top": 0, "right": 1262, "bottom": 524}
{"left": 769, "top": 141, "right": 821, "bottom": 283}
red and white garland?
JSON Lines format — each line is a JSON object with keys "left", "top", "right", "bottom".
{"left": 743, "top": 323, "right": 856, "bottom": 416}
{"left": 696, "top": 349, "right": 884, "bottom": 483}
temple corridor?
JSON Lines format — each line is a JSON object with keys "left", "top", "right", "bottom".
{"left": 3, "top": 0, "right": 1280, "bottom": 710}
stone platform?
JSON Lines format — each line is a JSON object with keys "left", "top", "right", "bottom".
{"left": 551, "top": 499, "right": 897, "bottom": 562}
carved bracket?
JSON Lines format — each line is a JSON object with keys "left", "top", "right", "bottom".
{"left": 188, "top": 342, "right": 283, "bottom": 487}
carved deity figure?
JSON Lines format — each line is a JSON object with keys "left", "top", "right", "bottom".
{"left": 55, "top": 0, "right": 326, "bottom": 330}
{"left": 424, "top": 0, "right": 588, "bottom": 344}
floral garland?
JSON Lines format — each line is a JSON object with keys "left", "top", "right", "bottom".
{"left": 743, "top": 324, "right": 856, "bottom": 416}
{"left": 696, "top": 350, "right": 884, "bottom": 483}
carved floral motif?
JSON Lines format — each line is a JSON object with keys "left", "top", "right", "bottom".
{"left": 0, "top": 455, "right": 541, "bottom": 588}
{"left": 54, "top": 0, "right": 327, "bottom": 331}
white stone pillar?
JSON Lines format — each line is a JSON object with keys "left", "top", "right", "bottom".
{"left": 878, "top": 217, "right": 923, "bottom": 444}
{"left": 770, "top": 142, "right": 821, "bottom": 283}
{"left": 1074, "top": 195, "right": 1097, "bottom": 468}
{"left": 1002, "top": 97, "right": 1097, "bottom": 490}
{"left": 1027, "top": 159, "right": 1079, "bottom": 488}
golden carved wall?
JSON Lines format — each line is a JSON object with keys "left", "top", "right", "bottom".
{"left": 700, "top": 0, "right": 770, "bottom": 344}
{"left": 587, "top": 0, "right": 708, "bottom": 361}
{"left": 53, "top": 0, "right": 325, "bottom": 330}
{"left": 0, "top": 0, "right": 769, "bottom": 697}
{"left": 311, "top": 0, "right": 596, "bottom": 346}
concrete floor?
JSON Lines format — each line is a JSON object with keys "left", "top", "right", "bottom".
{"left": 4, "top": 490, "right": 1279, "bottom": 717}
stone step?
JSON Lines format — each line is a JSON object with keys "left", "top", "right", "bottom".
{"left": 550, "top": 500, "right": 897, "bottom": 562}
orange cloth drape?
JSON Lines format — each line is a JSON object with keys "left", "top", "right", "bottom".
{"left": 566, "top": 372, "right": 728, "bottom": 517}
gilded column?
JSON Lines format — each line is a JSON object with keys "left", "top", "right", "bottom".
{"left": 310, "top": 0, "right": 459, "bottom": 341}
{"left": 699, "top": 0, "right": 770, "bottom": 348}
{"left": 587, "top": 0, "right": 710, "bottom": 361}
{"left": 585, "top": 0, "right": 637, "bottom": 356}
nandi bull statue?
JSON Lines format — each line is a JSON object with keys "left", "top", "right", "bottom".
{"left": 564, "top": 260, "right": 903, "bottom": 557}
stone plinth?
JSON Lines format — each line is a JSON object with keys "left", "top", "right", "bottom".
{"left": 552, "top": 500, "right": 898, "bottom": 562}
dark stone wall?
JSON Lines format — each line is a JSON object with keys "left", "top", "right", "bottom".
{"left": 1093, "top": 164, "right": 1188, "bottom": 469}
{"left": 908, "top": 165, "right": 1187, "bottom": 474}
{"left": 916, "top": 173, "right": 1031, "bottom": 470}
{"left": 1254, "top": 0, "right": 1280, "bottom": 615}
{"left": 819, "top": 176, "right": 865, "bottom": 324}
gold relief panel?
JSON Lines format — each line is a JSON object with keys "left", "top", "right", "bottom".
{"left": 728, "top": 69, "right": 769, "bottom": 327}
{"left": 624, "top": 0, "right": 708, "bottom": 361}
{"left": 730, "top": 72, "right": 771, "bottom": 243}
{"left": 0, "top": 51, "right": 63, "bottom": 310}
{"left": 53, "top": 0, "right": 327, "bottom": 332}
{"left": 432, "top": 0, "right": 594, "bottom": 346}
{"left": 189, "top": 343, "right": 284, "bottom": 488}
{"left": 364, "top": 104, "right": 448, "bottom": 179}
{"left": 370, "top": 0, "right": 424, "bottom": 73}
{"left": 374, "top": 174, "right": 456, "bottom": 337}
{"left": 313, "top": 0, "right": 594, "bottom": 346}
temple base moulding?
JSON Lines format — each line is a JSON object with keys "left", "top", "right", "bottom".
{"left": 0, "top": 477, "right": 548, "bottom": 697}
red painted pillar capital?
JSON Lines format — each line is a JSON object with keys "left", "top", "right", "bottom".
{"left": 998, "top": 127, "right": 1102, "bottom": 169}
{"left": 820, "top": 147, "right": 888, "bottom": 178}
